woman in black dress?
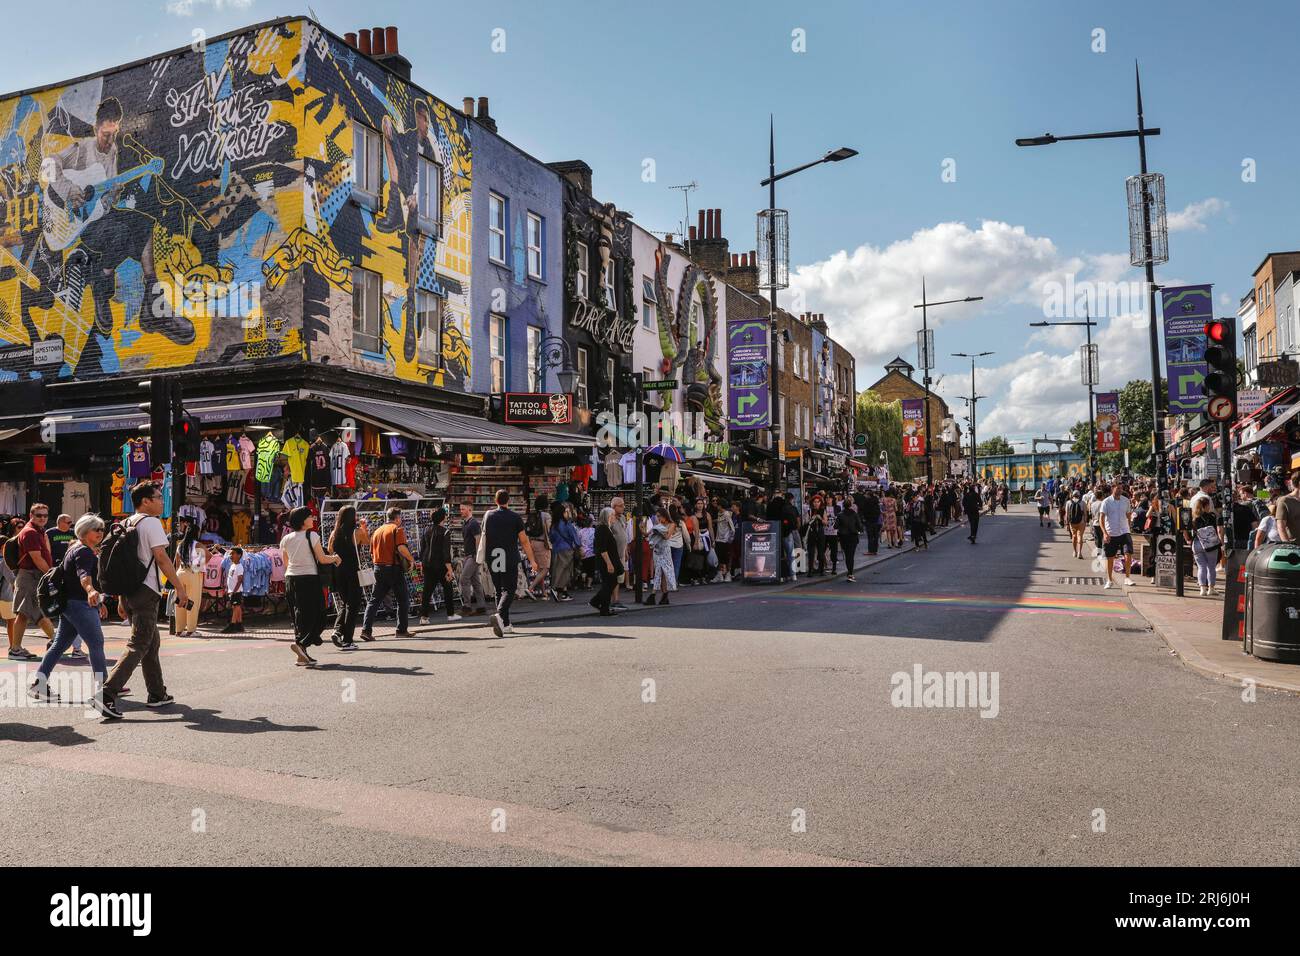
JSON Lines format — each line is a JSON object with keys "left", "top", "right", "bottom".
{"left": 589, "top": 507, "right": 625, "bottom": 616}
{"left": 328, "top": 505, "right": 368, "bottom": 650}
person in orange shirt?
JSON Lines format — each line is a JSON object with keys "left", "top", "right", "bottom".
{"left": 359, "top": 507, "right": 415, "bottom": 640}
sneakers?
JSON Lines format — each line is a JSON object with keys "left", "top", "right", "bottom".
{"left": 503, "top": 624, "right": 516, "bottom": 635}
{"left": 1124, "top": 578, "right": 1136, "bottom": 587}
{"left": 7, "top": 647, "right": 37, "bottom": 661}
{"left": 1198, "top": 585, "right": 1207, "bottom": 596}
{"left": 146, "top": 694, "right": 176, "bottom": 708}
{"left": 393, "top": 630, "right": 412, "bottom": 638}
{"left": 447, "top": 614, "right": 462, "bottom": 621}
{"left": 339, "top": 642, "right": 359, "bottom": 652}
{"left": 89, "top": 695, "right": 123, "bottom": 720}
{"left": 359, "top": 630, "right": 374, "bottom": 642}
{"left": 1103, "top": 581, "right": 1114, "bottom": 590}
{"left": 28, "top": 681, "right": 58, "bottom": 703}
{"left": 548, "top": 587, "right": 560, "bottom": 602}
{"left": 490, "top": 613, "right": 504, "bottom": 638}
{"left": 418, "top": 616, "right": 431, "bottom": 626}
{"left": 846, "top": 575, "right": 856, "bottom": 582}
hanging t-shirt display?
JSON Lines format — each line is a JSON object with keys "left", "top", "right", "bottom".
{"left": 230, "top": 511, "right": 252, "bottom": 545}
{"left": 281, "top": 436, "right": 310, "bottom": 483}
{"left": 308, "top": 443, "right": 331, "bottom": 490}
{"left": 238, "top": 435, "right": 255, "bottom": 471}
{"left": 281, "top": 481, "right": 304, "bottom": 510}
{"left": 127, "top": 438, "right": 152, "bottom": 479}
{"left": 210, "top": 436, "right": 228, "bottom": 475}
{"left": 255, "top": 433, "right": 281, "bottom": 482}
{"left": 329, "top": 440, "right": 350, "bottom": 485}
{"left": 198, "top": 439, "right": 216, "bottom": 474}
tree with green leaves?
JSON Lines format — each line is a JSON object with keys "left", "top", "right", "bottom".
{"left": 976, "top": 435, "right": 1015, "bottom": 457}
{"left": 1069, "top": 378, "right": 1161, "bottom": 477}
{"left": 855, "top": 391, "right": 914, "bottom": 480}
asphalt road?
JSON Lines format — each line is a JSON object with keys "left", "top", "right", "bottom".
{"left": 3, "top": 504, "right": 1298, "bottom": 866}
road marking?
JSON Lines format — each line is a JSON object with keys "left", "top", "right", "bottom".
{"left": 18, "top": 749, "right": 865, "bottom": 867}
{"left": 767, "top": 590, "right": 1131, "bottom": 616}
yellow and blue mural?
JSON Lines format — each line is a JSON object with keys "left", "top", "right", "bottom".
{"left": 0, "top": 18, "right": 472, "bottom": 388}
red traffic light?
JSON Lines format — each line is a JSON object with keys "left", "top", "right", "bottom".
{"left": 1204, "top": 321, "right": 1228, "bottom": 343}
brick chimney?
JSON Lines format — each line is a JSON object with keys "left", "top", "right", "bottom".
{"left": 349, "top": 25, "right": 411, "bottom": 80}
{"left": 547, "top": 160, "right": 593, "bottom": 195}
{"left": 728, "top": 249, "right": 760, "bottom": 295}
{"left": 687, "top": 207, "right": 729, "bottom": 275}
{"left": 810, "top": 313, "right": 829, "bottom": 335}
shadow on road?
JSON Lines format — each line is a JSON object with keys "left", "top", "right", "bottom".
{"left": 0, "top": 722, "right": 96, "bottom": 746}
{"left": 172, "top": 706, "right": 323, "bottom": 735}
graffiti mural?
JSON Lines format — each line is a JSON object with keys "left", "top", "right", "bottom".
{"left": 0, "top": 17, "right": 472, "bottom": 388}
{"left": 654, "top": 248, "right": 723, "bottom": 438}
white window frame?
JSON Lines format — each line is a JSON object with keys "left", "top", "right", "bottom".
{"left": 418, "top": 154, "right": 442, "bottom": 229}
{"left": 576, "top": 346, "right": 589, "bottom": 408}
{"left": 352, "top": 121, "right": 382, "bottom": 194}
{"left": 642, "top": 277, "right": 656, "bottom": 330}
{"left": 526, "top": 212, "right": 543, "bottom": 279}
{"left": 352, "top": 266, "right": 382, "bottom": 353}
{"left": 606, "top": 357, "right": 616, "bottom": 410}
{"left": 526, "top": 326, "right": 543, "bottom": 392}
{"left": 415, "top": 290, "right": 441, "bottom": 365}
{"left": 489, "top": 314, "right": 507, "bottom": 393}
{"left": 603, "top": 258, "right": 616, "bottom": 310}
{"left": 489, "top": 192, "right": 507, "bottom": 264}
{"left": 572, "top": 243, "right": 587, "bottom": 299}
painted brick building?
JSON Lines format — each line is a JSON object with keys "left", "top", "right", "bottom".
{"left": 867, "top": 356, "right": 958, "bottom": 480}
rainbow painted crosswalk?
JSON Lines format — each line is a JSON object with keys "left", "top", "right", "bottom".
{"left": 767, "top": 590, "right": 1131, "bottom": 617}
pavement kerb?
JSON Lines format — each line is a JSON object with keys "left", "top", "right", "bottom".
{"left": 404, "top": 517, "right": 966, "bottom": 635}
{"left": 1126, "top": 591, "right": 1300, "bottom": 697}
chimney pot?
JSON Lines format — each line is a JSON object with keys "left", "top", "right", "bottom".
{"left": 358, "top": 29, "right": 372, "bottom": 55}
{"left": 697, "top": 209, "right": 705, "bottom": 239}
{"left": 689, "top": 226, "right": 697, "bottom": 241}
{"left": 463, "top": 97, "right": 474, "bottom": 117}
{"left": 344, "top": 32, "right": 357, "bottom": 48}
{"left": 478, "top": 96, "right": 490, "bottom": 118}
{"left": 743, "top": 252, "right": 750, "bottom": 267}
{"left": 371, "top": 26, "right": 386, "bottom": 55}
{"left": 731, "top": 254, "right": 738, "bottom": 268}
{"left": 385, "top": 26, "right": 399, "bottom": 55}
{"left": 714, "top": 209, "right": 722, "bottom": 238}
{"left": 707, "top": 209, "right": 716, "bottom": 239}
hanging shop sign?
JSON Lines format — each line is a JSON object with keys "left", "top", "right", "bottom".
{"left": 571, "top": 300, "right": 637, "bottom": 353}
{"left": 1161, "top": 283, "right": 1213, "bottom": 415}
{"left": 901, "top": 398, "right": 925, "bottom": 456}
{"left": 740, "top": 519, "right": 782, "bottom": 584}
{"left": 727, "top": 318, "right": 770, "bottom": 430}
{"left": 1096, "top": 392, "right": 1121, "bottom": 452}
{"left": 503, "top": 393, "right": 573, "bottom": 426}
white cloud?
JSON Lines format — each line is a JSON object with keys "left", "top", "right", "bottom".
{"left": 1167, "top": 197, "right": 1227, "bottom": 233}
{"left": 166, "top": 0, "right": 253, "bottom": 16}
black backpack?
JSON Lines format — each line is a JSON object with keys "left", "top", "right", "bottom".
{"left": 1067, "top": 500, "right": 1084, "bottom": 524}
{"left": 37, "top": 556, "right": 70, "bottom": 618}
{"left": 2, "top": 535, "right": 19, "bottom": 572}
{"left": 524, "top": 510, "right": 544, "bottom": 539}
{"left": 99, "top": 516, "right": 156, "bottom": 597}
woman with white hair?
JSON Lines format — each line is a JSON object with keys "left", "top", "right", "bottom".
{"left": 589, "top": 506, "right": 624, "bottom": 616}
{"left": 29, "top": 513, "right": 109, "bottom": 701}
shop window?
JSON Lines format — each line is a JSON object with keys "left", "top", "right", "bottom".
{"left": 352, "top": 266, "right": 382, "bottom": 353}
{"left": 490, "top": 314, "right": 507, "bottom": 393}
{"left": 352, "top": 121, "right": 382, "bottom": 194}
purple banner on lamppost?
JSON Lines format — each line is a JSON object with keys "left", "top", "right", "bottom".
{"left": 727, "top": 318, "right": 770, "bottom": 430}
{"left": 1161, "top": 283, "right": 1213, "bottom": 415}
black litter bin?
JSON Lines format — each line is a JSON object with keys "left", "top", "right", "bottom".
{"left": 1244, "top": 543, "right": 1300, "bottom": 663}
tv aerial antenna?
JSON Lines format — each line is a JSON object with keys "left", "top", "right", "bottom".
{"left": 669, "top": 182, "right": 698, "bottom": 240}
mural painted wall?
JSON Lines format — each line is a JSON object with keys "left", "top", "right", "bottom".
{"left": 0, "top": 17, "right": 473, "bottom": 388}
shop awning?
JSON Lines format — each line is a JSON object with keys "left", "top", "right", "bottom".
{"left": 680, "top": 467, "right": 752, "bottom": 490}
{"left": 30, "top": 393, "right": 290, "bottom": 435}
{"left": 307, "top": 390, "right": 593, "bottom": 454}
{"left": 1235, "top": 401, "right": 1300, "bottom": 451}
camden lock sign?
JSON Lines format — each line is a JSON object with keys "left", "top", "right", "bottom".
{"left": 571, "top": 299, "right": 637, "bottom": 353}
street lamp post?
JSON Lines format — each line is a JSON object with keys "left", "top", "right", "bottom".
{"left": 913, "top": 283, "right": 983, "bottom": 483}
{"left": 758, "top": 118, "right": 856, "bottom": 492}
{"left": 1029, "top": 308, "right": 1099, "bottom": 481}
{"left": 953, "top": 351, "right": 994, "bottom": 483}
{"left": 1016, "top": 61, "right": 1167, "bottom": 493}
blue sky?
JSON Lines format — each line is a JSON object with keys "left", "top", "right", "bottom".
{"left": 3, "top": 0, "right": 1294, "bottom": 444}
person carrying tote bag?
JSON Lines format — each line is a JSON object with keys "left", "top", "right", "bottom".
{"left": 281, "top": 506, "right": 341, "bottom": 666}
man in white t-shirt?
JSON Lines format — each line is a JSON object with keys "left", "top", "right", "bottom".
{"left": 1099, "top": 483, "right": 1136, "bottom": 590}
{"left": 96, "top": 481, "right": 187, "bottom": 719}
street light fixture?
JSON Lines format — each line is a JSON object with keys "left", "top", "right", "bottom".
{"left": 953, "top": 351, "right": 995, "bottom": 483}
{"left": 757, "top": 117, "right": 857, "bottom": 492}
{"left": 1015, "top": 61, "right": 1167, "bottom": 493}
{"left": 912, "top": 282, "right": 984, "bottom": 482}
{"left": 1029, "top": 309, "right": 1100, "bottom": 481}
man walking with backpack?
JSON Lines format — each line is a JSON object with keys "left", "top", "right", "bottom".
{"left": 8, "top": 503, "right": 57, "bottom": 661}
{"left": 95, "top": 481, "right": 188, "bottom": 718}
{"left": 1066, "top": 491, "right": 1087, "bottom": 559}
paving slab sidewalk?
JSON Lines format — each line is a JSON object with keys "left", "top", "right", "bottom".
{"left": 1128, "top": 588, "right": 1300, "bottom": 695}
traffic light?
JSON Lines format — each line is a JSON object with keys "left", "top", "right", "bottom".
{"left": 1203, "top": 318, "right": 1237, "bottom": 417}
{"left": 173, "top": 410, "right": 201, "bottom": 462}
{"left": 139, "top": 378, "right": 172, "bottom": 466}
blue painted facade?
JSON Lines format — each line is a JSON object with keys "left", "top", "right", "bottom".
{"left": 469, "top": 124, "right": 563, "bottom": 394}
